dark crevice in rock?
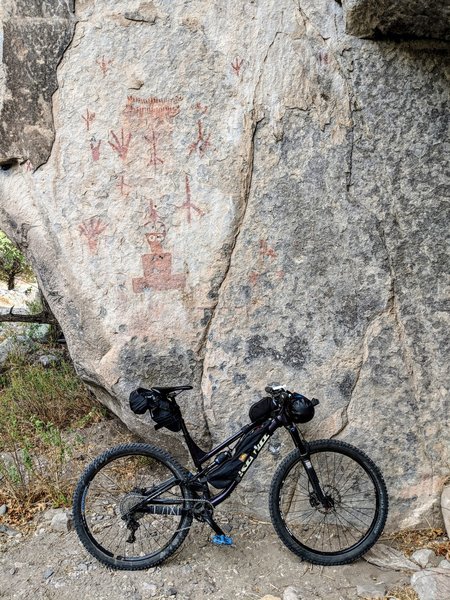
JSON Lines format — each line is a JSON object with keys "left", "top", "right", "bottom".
{"left": 377, "top": 223, "right": 435, "bottom": 478}
{"left": 197, "top": 27, "right": 281, "bottom": 433}
{"left": 346, "top": 112, "right": 355, "bottom": 192}
{"left": 196, "top": 114, "right": 262, "bottom": 439}
{"left": 330, "top": 296, "right": 394, "bottom": 439}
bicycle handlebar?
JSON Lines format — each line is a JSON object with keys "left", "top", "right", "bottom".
{"left": 265, "top": 384, "right": 320, "bottom": 407}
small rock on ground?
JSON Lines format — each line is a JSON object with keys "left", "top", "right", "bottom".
{"left": 410, "top": 569, "right": 450, "bottom": 600}
{"left": 410, "top": 548, "right": 440, "bottom": 568}
{"left": 441, "top": 484, "right": 450, "bottom": 538}
{"left": 42, "top": 568, "right": 54, "bottom": 580}
{"left": 364, "top": 544, "right": 420, "bottom": 572}
{"left": 0, "top": 524, "right": 20, "bottom": 536}
{"left": 141, "top": 582, "right": 158, "bottom": 597}
{"left": 50, "top": 510, "right": 73, "bottom": 533}
{"left": 283, "top": 587, "right": 300, "bottom": 600}
{"left": 356, "top": 583, "right": 387, "bottom": 599}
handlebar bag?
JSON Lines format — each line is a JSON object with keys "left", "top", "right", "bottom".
{"left": 249, "top": 396, "right": 273, "bottom": 422}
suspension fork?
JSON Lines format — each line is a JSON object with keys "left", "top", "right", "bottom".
{"left": 286, "top": 425, "right": 330, "bottom": 507}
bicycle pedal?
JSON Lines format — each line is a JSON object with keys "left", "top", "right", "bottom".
{"left": 211, "top": 534, "right": 233, "bottom": 546}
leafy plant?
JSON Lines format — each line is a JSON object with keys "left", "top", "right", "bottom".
{"left": 0, "top": 231, "right": 34, "bottom": 290}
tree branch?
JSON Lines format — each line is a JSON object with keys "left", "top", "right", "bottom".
{"left": 0, "top": 306, "right": 57, "bottom": 324}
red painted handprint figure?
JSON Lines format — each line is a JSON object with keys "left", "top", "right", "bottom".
{"left": 79, "top": 217, "right": 108, "bottom": 253}
{"left": 108, "top": 129, "right": 132, "bottom": 160}
{"left": 231, "top": 57, "right": 244, "bottom": 76}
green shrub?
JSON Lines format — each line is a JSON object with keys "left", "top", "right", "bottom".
{"left": 0, "top": 358, "right": 106, "bottom": 513}
{"left": 0, "top": 231, "right": 34, "bottom": 290}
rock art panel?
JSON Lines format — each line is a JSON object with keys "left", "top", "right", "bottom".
{"left": 0, "top": 0, "right": 448, "bottom": 524}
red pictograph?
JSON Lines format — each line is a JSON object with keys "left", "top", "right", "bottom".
{"left": 23, "top": 160, "right": 33, "bottom": 172}
{"left": 179, "top": 175, "right": 204, "bottom": 224}
{"left": 116, "top": 174, "right": 131, "bottom": 196}
{"left": 132, "top": 205, "right": 185, "bottom": 293}
{"left": 318, "top": 50, "right": 329, "bottom": 67}
{"left": 96, "top": 56, "right": 114, "bottom": 76}
{"left": 231, "top": 57, "right": 244, "bottom": 76}
{"left": 125, "top": 96, "right": 182, "bottom": 122}
{"left": 259, "top": 239, "right": 277, "bottom": 259}
{"left": 249, "top": 239, "right": 278, "bottom": 287}
{"left": 188, "top": 120, "right": 211, "bottom": 157}
{"left": 194, "top": 102, "right": 208, "bottom": 114}
{"left": 90, "top": 139, "right": 101, "bottom": 161}
{"left": 144, "top": 198, "right": 163, "bottom": 227}
{"left": 144, "top": 129, "right": 164, "bottom": 174}
{"left": 108, "top": 129, "right": 132, "bottom": 160}
{"left": 79, "top": 217, "right": 107, "bottom": 253}
{"left": 82, "top": 109, "right": 95, "bottom": 131}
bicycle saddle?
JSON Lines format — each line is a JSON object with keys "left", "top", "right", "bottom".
{"left": 152, "top": 385, "right": 193, "bottom": 393}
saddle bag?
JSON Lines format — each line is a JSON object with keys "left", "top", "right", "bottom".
{"left": 206, "top": 424, "right": 269, "bottom": 489}
{"left": 129, "top": 388, "right": 182, "bottom": 432}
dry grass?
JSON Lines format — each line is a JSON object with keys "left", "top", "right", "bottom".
{"left": 384, "top": 527, "right": 450, "bottom": 560}
{"left": 380, "top": 586, "right": 419, "bottom": 600}
{"left": 0, "top": 353, "right": 107, "bottom": 519}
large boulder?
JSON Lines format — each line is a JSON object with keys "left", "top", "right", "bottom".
{"left": 341, "top": 0, "right": 450, "bottom": 40}
{"left": 0, "top": 0, "right": 448, "bottom": 525}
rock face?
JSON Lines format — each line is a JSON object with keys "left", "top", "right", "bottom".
{"left": 0, "top": 0, "right": 75, "bottom": 167}
{"left": 341, "top": 1, "right": 450, "bottom": 40}
{"left": 0, "top": 0, "right": 448, "bottom": 525}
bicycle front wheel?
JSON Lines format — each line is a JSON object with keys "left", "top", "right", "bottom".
{"left": 269, "top": 439, "right": 388, "bottom": 565}
{"left": 73, "top": 443, "right": 193, "bottom": 570}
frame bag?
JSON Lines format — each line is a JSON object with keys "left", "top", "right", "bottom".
{"left": 206, "top": 425, "right": 268, "bottom": 489}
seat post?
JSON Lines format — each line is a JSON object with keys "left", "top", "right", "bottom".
{"left": 179, "top": 417, "right": 207, "bottom": 468}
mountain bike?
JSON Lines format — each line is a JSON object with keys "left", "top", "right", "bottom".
{"left": 72, "top": 384, "right": 388, "bottom": 570}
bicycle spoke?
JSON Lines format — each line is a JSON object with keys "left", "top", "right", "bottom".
{"left": 278, "top": 446, "right": 382, "bottom": 555}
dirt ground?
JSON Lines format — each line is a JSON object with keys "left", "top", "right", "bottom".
{"left": 0, "top": 420, "right": 440, "bottom": 600}
{"left": 0, "top": 512, "right": 411, "bottom": 600}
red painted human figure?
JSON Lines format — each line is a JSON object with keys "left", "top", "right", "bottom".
{"left": 145, "top": 129, "right": 164, "bottom": 175}
{"left": 132, "top": 206, "right": 185, "bottom": 292}
{"left": 97, "top": 56, "right": 113, "bottom": 76}
{"left": 188, "top": 120, "right": 211, "bottom": 157}
{"left": 90, "top": 140, "right": 101, "bottom": 161}
{"left": 179, "top": 175, "right": 204, "bottom": 224}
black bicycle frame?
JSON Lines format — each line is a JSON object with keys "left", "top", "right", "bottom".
{"left": 132, "top": 409, "right": 329, "bottom": 518}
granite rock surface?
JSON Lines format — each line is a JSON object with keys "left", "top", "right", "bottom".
{"left": 0, "top": 0, "right": 448, "bottom": 525}
{"left": 341, "top": 0, "right": 450, "bottom": 40}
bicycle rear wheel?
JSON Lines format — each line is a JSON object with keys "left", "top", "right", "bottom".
{"left": 269, "top": 439, "right": 388, "bottom": 565}
{"left": 73, "top": 443, "right": 193, "bottom": 570}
